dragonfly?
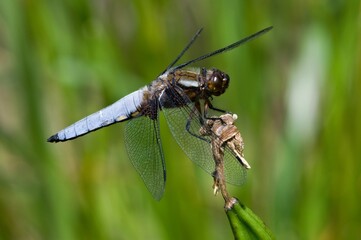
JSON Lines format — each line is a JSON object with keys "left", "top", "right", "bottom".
{"left": 48, "top": 26, "right": 273, "bottom": 200}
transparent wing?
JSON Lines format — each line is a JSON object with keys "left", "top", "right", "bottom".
{"left": 159, "top": 87, "right": 246, "bottom": 185}
{"left": 223, "top": 144, "right": 247, "bottom": 185}
{"left": 124, "top": 114, "right": 166, "bottom": 200}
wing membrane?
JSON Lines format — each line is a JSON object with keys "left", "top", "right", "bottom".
{"left": 124, "top": 114, "right": 166, "bottom": 200}
{"left": 159, "top": 86, "right": 246, "bottom": 185}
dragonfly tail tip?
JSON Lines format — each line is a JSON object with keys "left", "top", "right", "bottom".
{"left": 47, "top": 134, "right": 59, "bottom": 143}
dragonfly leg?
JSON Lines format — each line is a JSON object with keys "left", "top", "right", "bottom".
{"left": 184, "top": 105, "right": 210, "bottom": 143}
{"left": 204, "top": 99, "right": 231, "bottom": 118}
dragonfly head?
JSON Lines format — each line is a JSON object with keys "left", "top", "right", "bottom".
{"left": 206, "top": 69, "right": 229, "bottom": 96}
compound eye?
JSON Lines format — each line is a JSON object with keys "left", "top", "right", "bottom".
{"left": 211, "top": 75, "right": 222, "bottom": 89}
{"left": 208, "top": 72, "right": 229, "bottom": 96}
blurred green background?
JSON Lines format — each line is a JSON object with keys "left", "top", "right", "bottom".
{"left": 0, "top": 1, "right": 360, "bottom": 239}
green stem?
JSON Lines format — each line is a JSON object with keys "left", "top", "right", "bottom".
{"left": 225, "top": 198, "right": 275, "bottom": 240}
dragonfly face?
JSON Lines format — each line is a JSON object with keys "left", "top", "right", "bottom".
{"left": 204, "top": 69, "right": 230, "bottom": 96}
{"left": 48, "top": 26, "right": 272, "bottom": 200}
